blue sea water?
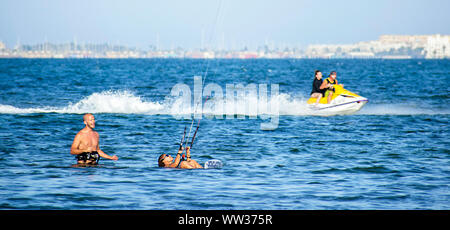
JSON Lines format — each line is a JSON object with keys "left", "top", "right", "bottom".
{"left": 0, "top": 58, "right": 448, "bottom": 210}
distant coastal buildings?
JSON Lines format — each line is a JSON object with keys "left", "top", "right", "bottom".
{"left": 0, "top": 34, "right": 448, "bottom": 59}
{"left": 305, "top": 34, "right": 450, "bottom": 59}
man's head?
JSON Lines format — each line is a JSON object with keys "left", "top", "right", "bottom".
{"left": 330, "top": 71, "right": 337, "bottom": 80}
{"left": 158, "top": 153, "right": 173, "bottom": 167}
{"left": 314, "top": 70, "right": 322, "bottom": 79}
{"left": 83, "top": 113, "right": 95, "bottom": 129}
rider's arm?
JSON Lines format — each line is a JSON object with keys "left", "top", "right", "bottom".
{"left": 320, "top": 80, "right": 330, "bottom": 90}
{"left": 168, "top": 149, "right": 183, "bottom": 168}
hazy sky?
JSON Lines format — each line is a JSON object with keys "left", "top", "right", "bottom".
{"left": 1, "top": 0, "right": 449, "bottom": 49}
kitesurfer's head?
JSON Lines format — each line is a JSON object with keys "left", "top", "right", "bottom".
{"left": 314, "top": 70, "right": 322, "bottom": 80}
{"left": 158, "top": 153, "right": 173, "bottom": 167}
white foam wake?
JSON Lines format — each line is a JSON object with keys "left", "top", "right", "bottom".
{"left": 357, "top": 104, "right": 449, "bottom": 116}
{"left": 62, "top": 90, "right": 164, "bottom": 114}
{"left": 0, "top": 90, "right": 448, "bottom": 116}
{"left": 0, "top": 90, "right": 164, "bottom": 115}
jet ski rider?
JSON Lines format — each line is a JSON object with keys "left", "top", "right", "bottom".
{"left": 310, "top": 70, "right": 327, "bottom": 105}
{"left": 321, "top": 71, "right": 344, "bottom": 104}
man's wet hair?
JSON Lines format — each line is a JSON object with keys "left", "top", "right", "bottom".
{"left": 158, "top": 154, "right": 166, "bottom": 167}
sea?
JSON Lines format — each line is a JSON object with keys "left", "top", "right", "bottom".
{"left": 0, "top": 58, "right": 448, "bottom": 210}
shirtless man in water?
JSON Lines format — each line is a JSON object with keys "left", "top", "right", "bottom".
{"left": 71, "top": 113, "right": 118, "bottom": 165}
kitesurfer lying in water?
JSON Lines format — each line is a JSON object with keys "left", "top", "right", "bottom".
{"left": 158, "top": 146, "right": 203, "bottom": 169}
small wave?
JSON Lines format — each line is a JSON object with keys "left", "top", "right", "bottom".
{"left": 349, "top": 166, "right": 397, "bottom": 174}
{"left": 312, "top": 165, "right": 397, "bottom": 174}
{"left": 0, "top": 104, "right": 56, "bottom": 114}
{"left": 0, "top": 90, "right": 164, "bottom": 115}
{"left": 63, "top": 90, "right": 164, "bottom": 114}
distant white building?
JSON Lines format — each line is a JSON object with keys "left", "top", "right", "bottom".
{"left": 424, "top": 34, "right": 450, "bottom": 59}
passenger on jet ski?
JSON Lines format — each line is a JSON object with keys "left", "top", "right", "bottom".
{"left": 310, "top": 70, "right": 327, "bottom": 105}
{"left": 321, "top": 71, "right": 344, "bottom": 104}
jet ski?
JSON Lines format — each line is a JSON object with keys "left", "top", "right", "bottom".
{"left": 307, "top": 84, "right": 368, "bottom": 115}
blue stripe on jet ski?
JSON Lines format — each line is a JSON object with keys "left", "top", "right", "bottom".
{"left": 315, "top": 99, "right": 369, "bottom": 111}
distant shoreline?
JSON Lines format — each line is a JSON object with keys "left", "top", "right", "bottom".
{"left": 0, "top": 57, "right": 447, "bottom": 60}
{"left": 1, "top": 34, "right": 448, "bottom": 59}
